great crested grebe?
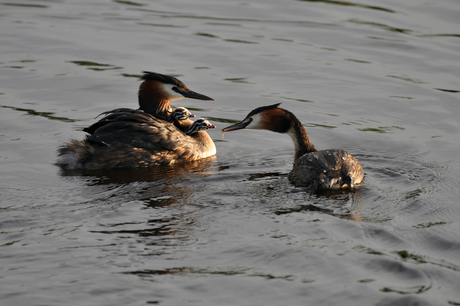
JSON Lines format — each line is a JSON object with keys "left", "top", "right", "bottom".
{"left": 221, "top": 104, "right": 364, "bottom": 190}
{"left": 56, "top": 72, "right": 217, "bottom": 169}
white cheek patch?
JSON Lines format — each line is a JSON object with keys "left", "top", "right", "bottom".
{"left": 162, "top": 84, "right": 185, "bottom": 100}
{"left": 248, "top": 113, "right": 263, "bottom": 129}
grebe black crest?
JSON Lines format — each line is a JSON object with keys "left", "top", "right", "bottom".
{"left": 222, "top": 103, "right": 364, "bottom": 190}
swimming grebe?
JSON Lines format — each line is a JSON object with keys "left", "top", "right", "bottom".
{"left": 56, "top": 72, "right": 217, "bottom": 169}
{"left": 221, "top": 104, "right": 364, "bottom": 190}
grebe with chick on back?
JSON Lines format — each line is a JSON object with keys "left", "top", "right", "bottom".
{"left": 57, "top": 71, "right": 217, "bottom": 169}
{"left": 221, "top": 103, "right": 364, "bottom": 190}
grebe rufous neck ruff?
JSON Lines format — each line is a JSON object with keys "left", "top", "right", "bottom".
{"left": 56, "top": 72, "right": 216, "bottom": 169}
{"left": 221, "top": 104, "right": 364, "bottom": 190}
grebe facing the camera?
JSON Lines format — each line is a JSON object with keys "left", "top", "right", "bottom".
{"left": 56, "top": 72, "right": 216, "bottom": 170}
{"left": 221, "top": 104, "right": 364, "bottom": 190}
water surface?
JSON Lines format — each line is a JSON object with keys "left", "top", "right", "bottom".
{"left": 1, "top": 0, "right": 460, "bottom": 305}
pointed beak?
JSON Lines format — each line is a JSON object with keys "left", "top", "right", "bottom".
{"left": 221, "top": 120, "right": 251, "bottom": 133}
{"left": 176, "top": 88, "right": 214, "bottom": 101}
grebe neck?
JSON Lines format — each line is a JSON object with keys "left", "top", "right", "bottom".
{"left": 285, "top": 112, "right": 317, "bottom": 162}
{"left": 139, "top": 98, "right": 171, "bottom": 117}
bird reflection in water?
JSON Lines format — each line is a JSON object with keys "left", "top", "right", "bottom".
{"left": 275, "top": 188, "right": 365, "bottom": 221}
{"left": 59, "top": 156, "right": 216, "bottom": 209}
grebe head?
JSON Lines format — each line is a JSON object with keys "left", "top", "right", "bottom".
{"left": 221, "top": 103, "right": 291, "bottom": 134}
{"left": 139, "top": 71, "right": 214, "bottom": 115}
{"left": 222, "top": 103, "right": 317, "bottom": 160}
{"left": 185, "top": 118, "right": 216, "bottom": 135}
{"left": 167, "top": 107, "right": 196, "bottom": 122}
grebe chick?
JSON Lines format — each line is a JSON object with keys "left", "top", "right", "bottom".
{"left": 184, "top": 118, "right": 216, "bottom": 135}
{"left": 167, "top": 107, "right": 195, "bottom": 122}
{"left": 221, "top": 104, "right": 364, "bottom": 190}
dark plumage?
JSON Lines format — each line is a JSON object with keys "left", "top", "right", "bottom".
{"left": 57, "top": 110, "right": 215, "bottom": 169}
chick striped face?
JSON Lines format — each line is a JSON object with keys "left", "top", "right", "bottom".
{"left": 167, "top": 107, "right": 195, "bottom": 122}
{"left": 185, "top": 119, "right": 216, "bottom": 135}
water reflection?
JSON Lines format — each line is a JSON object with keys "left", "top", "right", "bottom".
{"left": 92, "top": 210, "right": 198, "bottom": 245}
{"left": 68, "top": 158, "right": 218, "bottom": 253}
{"left": 122, "top": 266, "right": 296, "bottom": 280}
{"left": 274, "top": 188, "right": 365, "bottom": 221}
{"left": 60, "top": 155, "right": 215, "bottom": 180}
{"left": 59, "top": 157, "right": 217, "bottom": 208}
{"left": 2, "top": 0, "right": 460, "bottom": 304}
{"left": 68, "top": 60, "right": 122, "bottom": 71}
{"left": 297, "top": 0, "right": 396, "bottom": 13}
{"left": 1, "top": 105, "right": 77, "bottom": 122}
{"left": 348, "top": 19, "right": 411, "bottom": 34}
{"left": 358, "top": 126, "right": 405, "bottom": 133}
{"left": 113, "top": 0, "right": 145, "bottom": 7}
{"left": 2, "top": 3, "right": 48, "bottom": 8}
